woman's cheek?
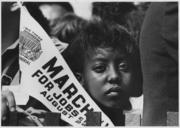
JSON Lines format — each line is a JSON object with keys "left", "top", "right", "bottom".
{"left": 122, "top": 72, "right": 132, "bottom": 86}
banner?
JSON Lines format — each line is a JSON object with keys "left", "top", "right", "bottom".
{"left": 19, "top": 6, "right": 114, "bottom": 126}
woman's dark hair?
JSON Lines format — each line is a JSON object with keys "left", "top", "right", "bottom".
{"left": 63, "top": 17, "right": 138, "bottom": 72}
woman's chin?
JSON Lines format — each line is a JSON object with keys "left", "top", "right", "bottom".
{"left": 102, "top": 99, "right": 132, "bottom": 110}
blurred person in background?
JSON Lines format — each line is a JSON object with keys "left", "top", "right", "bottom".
{"left": 50, "top": 13, "right": 87, "bottom": 44}
{"left": 38, "top": 2, "right": 74, "bottom": 29}
{"left": 140, "top": 2, "right": 178, "bottom": 126}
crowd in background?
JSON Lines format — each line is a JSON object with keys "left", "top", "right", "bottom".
{"left": 2, "top": 2, "right": 150, "bottom": 52}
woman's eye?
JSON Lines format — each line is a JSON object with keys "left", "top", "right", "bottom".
{"left": 118, "top": 62, "right": 129, "bottom": 71}
{"left": 93, "top": 65, "right": 106, "bottom": 73}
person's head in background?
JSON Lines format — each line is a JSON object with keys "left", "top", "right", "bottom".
{"left": 26, "top": 3, "right": 81, "bottom": 53}
{"left": 63, "top": 17, "right": 142, "bottom": 111}
{"left": 22, "top": 2, "right": 74, "bottom": 35}
{"left": 50, "top": 13, "right": 87, "bottom": 45}
{"left": 38, "top": 2, "right": 74, "bottom": 29}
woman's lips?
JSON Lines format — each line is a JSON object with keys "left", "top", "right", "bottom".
{"left": 105, "top": 86, "right": 122, "bottom": 97}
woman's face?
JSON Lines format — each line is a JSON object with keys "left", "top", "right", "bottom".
{"left": 81, "top": 48, "right": 134, "bottom": 109}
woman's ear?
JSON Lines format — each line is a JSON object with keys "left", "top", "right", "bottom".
{"left": 75, "top": 72, "right": 85, "bottom": 85}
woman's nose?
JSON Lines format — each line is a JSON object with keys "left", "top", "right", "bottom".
{"left": 107, "top": 65, "right": 120, "bottom": 83}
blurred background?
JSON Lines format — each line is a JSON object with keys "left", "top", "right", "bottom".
{"left": 1, "top": 1, "right": 150, "bottom": 53}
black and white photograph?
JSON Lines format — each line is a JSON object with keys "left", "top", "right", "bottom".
{"left": 1, "top": 0, "right": 178, "bottom": 126}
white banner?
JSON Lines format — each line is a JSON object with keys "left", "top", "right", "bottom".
{"left": 19, "top": 6, "right": 114, "bottom": 126}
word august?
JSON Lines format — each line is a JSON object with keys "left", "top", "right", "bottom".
{"left": 31, "top": 56, "right": 94, "bottom": 124}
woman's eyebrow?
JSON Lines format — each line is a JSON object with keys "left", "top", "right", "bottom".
{"left": 93, "top": 57, "right": 107, "bottom": 61}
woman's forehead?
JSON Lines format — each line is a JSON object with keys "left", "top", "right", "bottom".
{"left": 86, "top": 47, "right": 127, "bottom": 60}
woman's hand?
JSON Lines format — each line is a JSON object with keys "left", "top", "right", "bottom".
{"left": 1, "top": 90, "right": 16, "bottom": 121}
